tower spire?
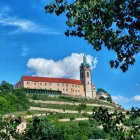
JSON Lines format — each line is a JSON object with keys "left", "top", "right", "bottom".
{"left": 81, "top": 54, "right": 90, "bottom": 67}
{"left": 83, "top": 54, "right": 87, "bottom": 63}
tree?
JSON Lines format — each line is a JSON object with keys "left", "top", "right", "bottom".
{"left": 96, "top": 88, "right": 112, "bottom": 103}
{"left": 92, "top": 107, "right": 140, "bottom": 140}
{"left": 0, "top": 82, "right": 30, "bottom": 114}
{"left": 0, "top": 97, "right": 8, "bottom": 114}
{"left": 24, "top": 117, "right": 63, "bottom": 140}
{"left": 45, "top": 0, "right": 140, "bottom": 72}
{"left": 97, "top": 88, "right": 108, "bottom": 94}
{"left": 0, "top": 116, "right": 21, "bottom": 140}
{"left": 0, "top": 81, "right": 13, "bottom": 92}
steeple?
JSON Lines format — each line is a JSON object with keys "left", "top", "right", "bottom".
{"left": 81, "top": 54, "right": 90, "bottom": 67}
{"left": 80, "top": 54, "right": 93, "bottom": 98}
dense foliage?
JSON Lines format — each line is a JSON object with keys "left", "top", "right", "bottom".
{"left": 92, "top": 107, "right": 140, "bottom": 140}
{"left": 0, "top": 81, "right": 30, "bottom": 115}
{"left": 1, "top": 107, "right": 140, "bottom": 140}
{"left": 24, "top": 117, "right": 62, "bottom": 140}
{"left": 23, "top": 117, "right": 109, "bottom": 140}
{"left": 45, "top": 0, "right": 140, "bottom": 72}
{"left": 0, "top": 115, "right": 22, "bottom": 140}
{"left": 97, "top": 88, "right": 112, "bottom": 103}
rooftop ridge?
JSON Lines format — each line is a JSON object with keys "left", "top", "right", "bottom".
{"left": 22, "top": 75, "right": 83, "bottom": 85}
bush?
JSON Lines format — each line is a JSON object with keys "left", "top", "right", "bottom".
{"left": 26, "top": 111, "right": 33, "bottom": 115}
{"left": 70, "top": 117, "right": 75, "bottom": 121}
{"left": 0, "top": 85, "right": 30, "bottom": 114}
{"left": 32, "top": 94, "right": 39, "bottom": 100}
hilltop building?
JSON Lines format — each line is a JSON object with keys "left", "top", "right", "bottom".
{"left": 16, "top": 55, "right": 96, "bottom": 98}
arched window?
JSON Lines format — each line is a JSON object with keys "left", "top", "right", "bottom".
{"left": 87, "top": 72, "right": 89, "bottom": 77}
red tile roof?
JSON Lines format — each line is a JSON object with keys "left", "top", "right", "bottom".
{"left": 22, "top": 76, "right": 83, "bottom": 85}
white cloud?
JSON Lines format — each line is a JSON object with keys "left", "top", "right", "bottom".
{"left": 131, "top": 95, "right": 140, "bottom": 101}
{"left": 0, "top": 7, "right": 61, "bottom": 34}
{"left": 21, "top": 46, "right": 28, "bottom": 56}
{"left": 92, "top": 57, "right": 98, "bottom": 69}
{"left": 112, "top": 95, "right": 130, "bottom": 104}
{"left": 112, "top": 94, "right": 140, "bottom": 104}
{"left": 27, "top": 53, "right": 97, "bottom": 79}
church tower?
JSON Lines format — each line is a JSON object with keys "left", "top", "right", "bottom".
{"left": 80, "top": 54, "right": 93, "bottom": 98}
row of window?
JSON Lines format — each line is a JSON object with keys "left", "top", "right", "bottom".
{"left": 26, "top": 81, "right": 80, "bottom": 88}
{"left": 25, "top": 87, "right": 80, "bottom": 93}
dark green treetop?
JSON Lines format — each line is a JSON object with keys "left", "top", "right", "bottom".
{"left": 45, "top": 0, "right": 140, "bottom": 72}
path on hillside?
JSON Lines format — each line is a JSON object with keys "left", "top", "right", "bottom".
{"left": 30, "top": 106, "right": 83, "bottom": 114}
{"left": 30, "top": 99, "right": 114, "bottom": 109}
{"left": 29, "top": 106, "right": 116, "bottom": 114}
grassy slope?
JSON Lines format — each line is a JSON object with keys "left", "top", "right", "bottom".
{"left": 11, "top": 94, "right": 124, "bottom": 121}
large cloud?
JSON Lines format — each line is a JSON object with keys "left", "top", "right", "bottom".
{"left": 27, "top": 53, "right": 98, "bottom": 79}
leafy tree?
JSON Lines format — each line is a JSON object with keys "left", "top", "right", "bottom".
{"left": 106, "top": 95, "right": 112, "bottom": 103}
{"left": 0, "top": 97, "right": 8, "bottom": 114}
{"left": 24, "top": 117, "right": 63, "bottom": 140}
{"left": 92, "top": 107, "right": 140, "bottom": 140}
{"left": 97, "top": 88, "right": 108, "bottom": 94}
{"left": 0, "top": 81, "right": 30, "bottom": 114}
{"left": 0, "top": 81, "right": 14, "bottom": 92}
{"left": 0, "top": 116, "right": 22, "bottom": 140}
{"left": 97, "top": 88, "right": 112, "bottom": 103}
{"left": 45, "top": 0, "right": 140, "bottom": 72}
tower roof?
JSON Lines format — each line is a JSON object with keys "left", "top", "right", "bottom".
{"left": 80, "top": 54, "right": 90, "bottom": 67}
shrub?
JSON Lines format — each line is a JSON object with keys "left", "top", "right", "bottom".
{"left": 70, "top": 116, "right": 75, "bottom": 121}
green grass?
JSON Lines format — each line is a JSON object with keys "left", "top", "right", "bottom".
{"left": 28, "top": 94, "right": 114, "bottom": 106}
{"left": 30, "top": 101, "right": 116, "bottom": 112}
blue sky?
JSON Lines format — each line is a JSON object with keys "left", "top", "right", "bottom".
{"left": 0, "top": 0, "right": 140, "bottom": 109}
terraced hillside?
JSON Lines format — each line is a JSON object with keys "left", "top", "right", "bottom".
{"left": 22, "top": 94, "right": 123, "bottom": 120}
{"left": 9, "top": 94, "right": 124, "bottom": 121}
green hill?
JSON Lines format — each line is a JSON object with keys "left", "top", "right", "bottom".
{"left": 10, "top": 94, "right": 125, "bottom": 122}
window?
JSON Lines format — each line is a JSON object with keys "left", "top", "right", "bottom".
{"left": 45, "top": 83, "right": 46, "bottom": 86}
{"left": 40, "top": 83, "right": 42, "bottom": 85}
{"left": 27, "top": 82, "right": 29, "bottom": 84}
{"left": 57, "top": 83, "right": 59, "bottom": 86}
{"left": 34, "top": 82, "right": 36, "bottom": 85}
{"left": 87, "top": 72, "right": 89, "bottom": 77}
